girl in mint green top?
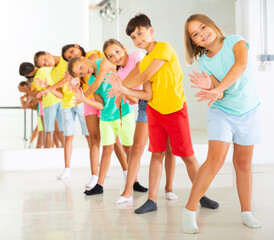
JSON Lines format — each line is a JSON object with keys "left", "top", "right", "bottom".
{"left": 182, "top": 14, "right": 262, "bottom": 234}
{"left": 88, "top": 59, "right": 133, "bottom": 121}
{"left": 67, "top": 56, "right": 134, "bottom": 196}
{"left": 198, "top": 35, "right": 260, "bottom": 115}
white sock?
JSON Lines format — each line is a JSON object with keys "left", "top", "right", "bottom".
{"left": 123, "top": 170, "right": 127, "bottom": 185}
{"left": 57, "top": 168, "right": 71, "bottom": 180}
{"left": 182, "top": 207, "right": 199, "bottom": 234}
{"left": 166, "top": 192, "right": 178, "bottom": 200}
{"left": 113, "top": 195, "right": 133, "bottom": 204}
{"left": 241, "top": 211, "right": 261, "bottom": 228}
{"left": 85, "top": 175, "right": 98, "bottom": 188}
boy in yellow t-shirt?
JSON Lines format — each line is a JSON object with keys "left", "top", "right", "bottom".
{"left": 106, "top": 14, "right": 219, "bottom": 214}
{"left": 33, "top": 66, "right": 64, "bottom": 148}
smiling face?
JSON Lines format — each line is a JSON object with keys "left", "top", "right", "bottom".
{"left": 71, "top": 58, "right": 93, "bottom": 78}
{"left": 188, "top": 20, "right": 217, "bottom": 48}
{"left": 36, "top": 52, "right": 55, "bottom": 67}
{"left": 129, "top": 26, "right": 154, "bottom": 49}
{"left": 64, "top": 46, "right": 83, "bottom": 61}
{"left": 104, "top": 44, "right": 128, "bottom": 67}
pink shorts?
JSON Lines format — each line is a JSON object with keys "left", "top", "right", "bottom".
{"left": 39, "top": 102, "right": 43, "bottom": 116}
{"left": 83, "top": 98, "right": 101, "bottom": 118}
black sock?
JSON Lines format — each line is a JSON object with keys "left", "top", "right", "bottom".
{"left": 133, "top": 182, "right": 148, "bottom": 192}
{"left": 200, "top": 196, "right": 219, "bottom": 209}
{"left": 134, "top": 199, "right": 157, "bottom": 214}
{"left": 84, "top": 184, "right": 103, "bottom": 195}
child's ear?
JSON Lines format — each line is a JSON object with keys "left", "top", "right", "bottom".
{"left": 74, "top": 44, "right": 80, "bottom": 49}
{"left": 150, "top": 27, "right": 154, "bottom": 35}
{"left": 122, "top": 45, "right": 126, "bottom": 52}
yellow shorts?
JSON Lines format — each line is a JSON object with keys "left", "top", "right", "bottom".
{"left": 99, "top": 112, "right": 135, "bottom": 146}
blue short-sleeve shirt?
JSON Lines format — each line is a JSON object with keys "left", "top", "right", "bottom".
{"left": 199, "top": 35, "right": 260, "bottom": 115}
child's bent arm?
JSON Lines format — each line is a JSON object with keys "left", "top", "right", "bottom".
{"left": 123, "top": 59, "right": 165, "bottom": 89}
{"left": 84, "top": 58, "right": 113, "bottom": 97}
{"left": 122, "top": 63, "right": 140, "bottom": 86}
{"left": 50, "top": 88, "right": 63, "bottom": 99}
{"left": 215, "top": 41, "right": 248, "bottom": 92}
{"left": 125, "top": 95, "right": 139, "bottom": 104}
{"left": 93, "top": 93, "right": 104, "bottom": 109}
{"left": 123, "top": 81, "right": 152, "bottom": 101}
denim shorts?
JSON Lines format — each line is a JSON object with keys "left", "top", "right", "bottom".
{"left": 62, "top": 104, "right": 89, "bottom": 136}
{"left": 206, "top": 106, "right": 263, "bottom": 146}
{"left": 43, "top": 102, "right": 64, "bottom": 132}
{"left": 136, "top": 100, "right": 148, "bottom": 122}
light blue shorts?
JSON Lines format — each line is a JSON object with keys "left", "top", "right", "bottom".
{"left": 206, "top": 106, "right": 263, "bottom": 146}
{"left": 43, "top": 102, "right": 64, "bottom": 132}
{"left": 136, "top": 100, "right": 148, "bottom": 122}
{"left": 62, "top": 104, "right": 89, "bottom": 136}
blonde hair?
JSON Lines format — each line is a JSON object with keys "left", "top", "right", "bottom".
{"left": 67, "top": 57, "right": 82, "bottom": 77}
{"left": 184, "top": 14, "right": 225, "bottom": 65}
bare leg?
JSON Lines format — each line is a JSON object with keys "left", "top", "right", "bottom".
{"left": 36, "top": 131, "right": 44, "bottom": 148}
{"left": 182, "top": 141, "right": 230, "bottom": 233}
{"left": 53, "top": 131, "right": 60, "bottom": 148}
{"left": 30, "top": 125, "right": 38, "bottom": 145}
{"left": 114, "top": 136, "right": 128, "bottom": 171}
{"left": 164, "top": 139, "right": 176, "bottom": 193}
{"left": 121, "top": 122, "right": 148, "bottom": 198}
{"left": 45, "top": 132, "right": 53, "bottom": 148}
{"left": 85, "top": 115, "right": 100, "bottom": 175}
{"left": 185, "top": 141, "right": 230, "bottom": 211}
{"left": 148, "top": 151, "right": 166, "bottom": 202}
{"left": 134, "top": 151, "right": 166, "bottom": 214}
{"left": 64, "top": 136, "right": 74, "bottom": 168}
{"left": 97, "top": 145, "right": 114, "bottom": 186}
{"left": 233, "top": 144, "right": 253, "bottom": 211}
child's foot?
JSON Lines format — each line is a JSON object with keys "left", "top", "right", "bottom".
{"left": 241, "top": 211, "right": 261, "bottom": 228}
{"left": 182, "top": 207, "right": 199, "bottom": 234}
{"left": 57, "top": 168, "right": 71, "bottom": 180}
{"left": 134, "top": 199, "right": 157, "bottom": 214}
{"left": 200, "top": 196, "right": 219, "bottom": 209}
{"left": 133, "top": 182, "right": 148, "bottom": 192}
{"left": 113, "top": 195, "right": 133, "bottom": 204}
{"left": 165, "top": 192, "right": 178, "bottom": 200}
{"left": 85, "top": 175, "right": 98, "bottom": 188}
{"left": 84, "top": 184, "right": 103, "bottom": 195}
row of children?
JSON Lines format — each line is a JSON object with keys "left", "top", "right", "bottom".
{"left": 19, "top": 12, "right": 262, "bottom": 234}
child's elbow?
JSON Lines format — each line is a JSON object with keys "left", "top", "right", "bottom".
{"left": 147, "top": 94, "right": 153, "bottom": 101}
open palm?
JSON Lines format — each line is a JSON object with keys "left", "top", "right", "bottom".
{"left": 189, "top": 71, "right": 211, "bottom": 90}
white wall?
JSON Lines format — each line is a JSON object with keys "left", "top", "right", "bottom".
{"left": 235, "top": 0, "right": 274, "bottom": 164}
{"left": 0, "top": 0, "right": 89, "bottom": 107}
{"left": 101, "top": 0, "right": 236, "bottom": 130}
{"left": 0, "top": 0, "right": 90, "bottom": 140}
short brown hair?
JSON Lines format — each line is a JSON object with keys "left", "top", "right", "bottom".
{"left": 126, "top": 13, "right": 152, "bottom": 36}
{"left": 184, "top": 14, "right": 225, "bottom": 65}
{"left": 33, "top": 51, "right": 46, "bottom": 68}
{"left": 67, "top": 57, "right": 81, "bottom": 77}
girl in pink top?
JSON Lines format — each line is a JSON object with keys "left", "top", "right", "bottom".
{"left": 103, "top": 39, "right": 177, "bottom": 203}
